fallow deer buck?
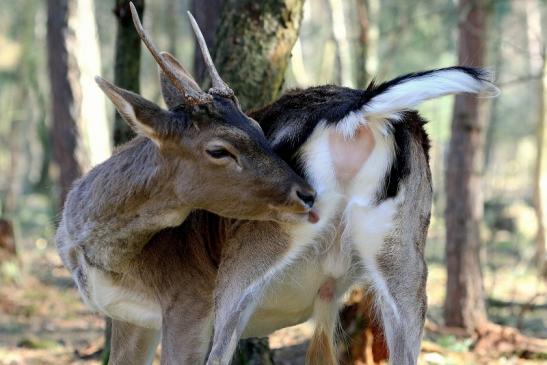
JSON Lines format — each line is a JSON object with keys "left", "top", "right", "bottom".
{"left": 55, "top": 6, "right": 319, "bottom": 363}
{"left": 57, "top": 4, "right": 497, "bottom": 364}
{"left": 107, "top": 45, "right": 497, "bottom": 365}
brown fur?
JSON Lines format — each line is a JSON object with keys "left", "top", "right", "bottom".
{"left": 56, "top": 57, "right": 317, "bottom": 364}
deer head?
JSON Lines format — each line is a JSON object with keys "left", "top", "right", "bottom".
{"left": 94, "top": 3, "right": 317, "bottom": 223}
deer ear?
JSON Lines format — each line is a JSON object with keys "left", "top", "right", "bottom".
{"left": 95, "top": 76, "right": 171, "bottom": 144}
{"left": 159, "top": 52, "right": 202, "bottom": 109}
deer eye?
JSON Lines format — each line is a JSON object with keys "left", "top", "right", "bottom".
{"left": 206, "top": 147, "right": 235, "bottom": 160}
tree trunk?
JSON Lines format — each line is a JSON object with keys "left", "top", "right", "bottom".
{"left": 47, "top": 0, "right": 110, "bottom": 205}
{"left": 444, "top": 0, "right": 488, "bottom": 332}
{"left": 527, "top": 0, "right": 547, "bottom": 279}
{"left": 327, "top": 0, "right": 353, "bottom": 87}
{"left": 211, "top": 1, "right": 304, "bottom": 363}
{"left": 112, "top": 0, "right": 144, "bottom": 146}
{"left": 191, "top": 0, "right": 223, "bottom": 85}
{"left": 213, "top": 0, "right": 305, "bottom": 111}
{"left": 47, "top": 0, "right": 82, "bottom": 205}
{"left": 354, "top": 0, "right": 369, "bottom": 88}
{"left": 0, "top": 218, "right": 16, "bottom": 264}
{"left": 538, "top": 56, "right": 547, "bottom": 279}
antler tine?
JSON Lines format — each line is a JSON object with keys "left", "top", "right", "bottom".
{"left": 129, "top": 2, "right": 211, "bottom": 104}
{"left": 187, "top": 11, "right": 234, "bottom": 97}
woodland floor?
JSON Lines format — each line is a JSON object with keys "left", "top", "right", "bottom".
{"left": 0, "top": 229, "right": 546, "bottom": 365}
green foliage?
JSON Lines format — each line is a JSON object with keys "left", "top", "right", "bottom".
{"left": 437, "top": 335, "right": 474, "bottom": 352}
{"left": 17, "top": 337, "right": 62, "bottom": 350}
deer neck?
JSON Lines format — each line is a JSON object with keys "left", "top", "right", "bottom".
{"left": 68, "top": 137, "right": 192, "bottom": 272}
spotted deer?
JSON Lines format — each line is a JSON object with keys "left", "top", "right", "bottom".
{"left": 55, "top": 4, "right": 318, "bottom": 358}
{"left": 106, "top": 51, "right": 497, "bottom": 365}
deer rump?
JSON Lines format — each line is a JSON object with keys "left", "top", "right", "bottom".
{"left": 74, "top": 67, "right": 494, "bottom": 345}
{"left": 241, "top": 66, "right": 494, "bottom": 337}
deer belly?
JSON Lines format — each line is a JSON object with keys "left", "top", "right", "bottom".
{"left": 243, "top": 259, "right": 327, "bottom": 337}
{"left": 86, "top": 267, "right": 162, "bottom": 329}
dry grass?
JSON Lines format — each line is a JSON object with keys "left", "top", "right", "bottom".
{"left": 0, "top": 238, "right": 545, "bottom": 365}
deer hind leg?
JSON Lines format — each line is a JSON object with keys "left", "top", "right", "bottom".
{"left": 306, "top": 278, "right": 339, "bottom": 365}
{"left": 109, "top": 319, "right": 160, "bottom": 365}
{"left": 348, "top": 198, "right": 425, "bottom": 364}
{"left": 362, "top": 251, "right": 426, "bottom": 365}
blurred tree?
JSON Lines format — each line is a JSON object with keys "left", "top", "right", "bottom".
{"left": 527, "top": 0, "right": 547, "bottom": 278}
{"left": 165, "top": 0, "right": 180, "bottom": 56}
{"left": 209, "top": 0, "right": 304, "bottom": 362}
{"left": 191, "top": 0, "right": 223, "bottom": 85}
{"left": 47, "top": 0, "right": 110, "bottom": 205}
{"left": 327, "top": 0, "right": 353, "bottom": 87}
{"left": 0, "top": 219, "right": 16, "bottom": 264}
{"left": 354, "top": 0, "right": 369, "bottom": 88}
{"left": 444, "top": 0, "right": 488, "bottom": 332}
{"left": 112, "top": 0, "right": 144, "bottom": 145}
{"left": 213, "top": 0, "right": 305, "bottom": 110}
{"left": 47, "top": 0, "right": 82, "bottom": 205}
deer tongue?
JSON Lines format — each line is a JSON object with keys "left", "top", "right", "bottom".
{"left": 308, "top": 208, "right": 320, "bottom": 224}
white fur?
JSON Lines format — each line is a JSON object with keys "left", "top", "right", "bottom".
{"left": 363, "top": 69, "right": 497, "bottom": 119}
{"left": 87, "top": 267, "right": 162, "bottom": 329}
{"left": 328, "top": 69, "right": 497, "bottom": 140}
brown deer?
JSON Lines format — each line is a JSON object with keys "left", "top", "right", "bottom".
{"left": 55, "top": 5, "right": 318, "bottom": 360}
{"left": 104, "top": 54, "right": 497, "bottom": 364}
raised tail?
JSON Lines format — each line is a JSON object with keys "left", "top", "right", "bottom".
{"left": 333, "top": 66, "right": 498, "bottom": 138}
{"left": 363, "top": 66, "right": 498, "bottom": 119}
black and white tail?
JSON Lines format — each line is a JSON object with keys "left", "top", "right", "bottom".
{"left": 364, "top": 66, "right": 498, "bottom": 118}
{"left": 333, "top": 67, "right": 498, "bottom": 138}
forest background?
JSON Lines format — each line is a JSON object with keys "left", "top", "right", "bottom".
{"left": 0, "top": 0, "right": 546, "bottom": 364}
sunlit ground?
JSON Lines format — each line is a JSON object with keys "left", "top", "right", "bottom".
{"left": 0, "top": 193, "right": 545, "bottom": 364}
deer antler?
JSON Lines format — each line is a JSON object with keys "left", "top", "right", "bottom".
{"left": 187, "top": 12, "right": 234, "bottom": 97}
{"left": 129, "top": 2, "right": 212, "bottom": 105}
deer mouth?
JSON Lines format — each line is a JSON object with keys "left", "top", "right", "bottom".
{"left": 269, "top": 204, "right": 320, "bottom": 224}
{"left": 307, "top": 207, "right": 320, "bottom": 223}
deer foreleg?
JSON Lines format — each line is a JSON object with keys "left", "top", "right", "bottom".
{"left": 109, "top": 319, "right": 160, "bottom": 365}
{"left": 207, "top": 222, "right": 295, "bottom": 365}
{"left": 160, "top": 305, "right": 213, "bottom": 365}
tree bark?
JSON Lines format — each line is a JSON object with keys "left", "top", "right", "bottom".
{"left": 112, "top": 0, "right": 144, "bottom": 145}
{"left": 327, "top": 0, "right": 353, "bottom": 87}
{"left": 212, "top": 1, "right": 304, "bottom": 363}
{"left": 192, "top": 0, "right": 223, "bottom": 85}
{"left": 444, "top": 0, "right": 489, "bottom": 332}
{"left": 354, "top": 0, "right": 369, "bottom": 88}
{"left": 538, "top": 56, "right": 547, "bottom": 279}
{"left": 0, "top": 218, "right": 16, "bottom": 264}
{"left": 213, "top": 0, "right": 305, "bottom": 111}
{"left": 47, "top": 0, "right": 110, "bottom": 205}
{"left": 47, "top": 0, "right": 82, "bottom": 205}
{"left": 526, "top": 0, "right": 547, "bottom": 279}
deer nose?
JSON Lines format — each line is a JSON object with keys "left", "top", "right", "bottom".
{"left": 294, "top": 187, "right": 316, "bottom": 208}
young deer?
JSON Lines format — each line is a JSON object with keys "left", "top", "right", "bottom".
{"left": 55, "top": 4, "right": 318, "bottom": 351}
{"left": 108, "top": 65, "right": 496, "bottom": 365}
